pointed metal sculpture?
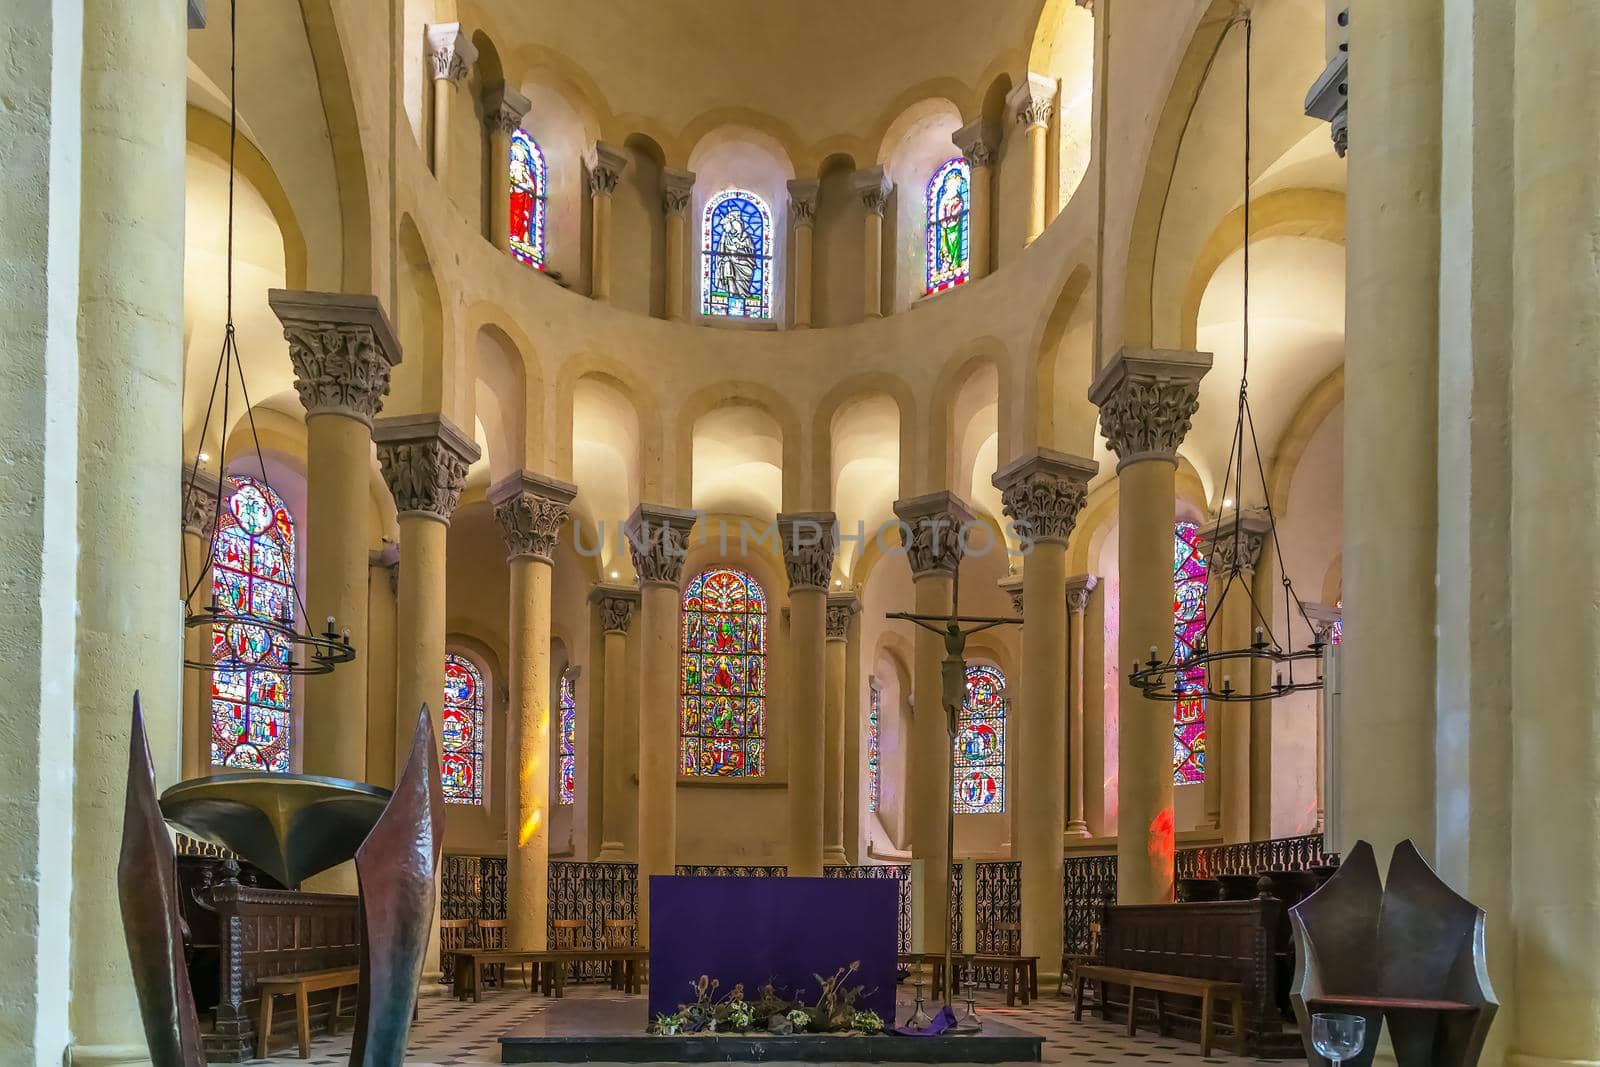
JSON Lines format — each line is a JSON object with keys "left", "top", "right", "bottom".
{"left": 348, "top": 705, "right": 446, "bottom": 1066}
{"left": 118, "top": 692, "right": 206, "bottom": 1066}
{"left": 1289, "top": 839, "right": 1497, "bottom": 1067}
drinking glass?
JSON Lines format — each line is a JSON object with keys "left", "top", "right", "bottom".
{"left": 1312, "top": 1012, "right": 1366, "bottom": 1065}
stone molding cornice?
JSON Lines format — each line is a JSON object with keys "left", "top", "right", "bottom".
{"left": 787, "top": 178, "right": 821, "bottom": 226}
{"left": 182, "top": 465, "right": 221, "bottom": 541}
{"left": 488, "top": 469, "right": 578, "bottom": 563}
{"left": 992, "top": 448, "right": 1099, "bottom": 546}
{"left": 952, "top": 118, "right": 1000, "bottom": 169}
{"left": 1065, "top": 573, "right": 1099, "bottom": 615}
{"left": 1304, "top": 40, "right": 1348, "bottom": 158}
{"left": 269, "top": 289, "right": 402, "bottom": 426}
{"left": 373, "top": 413, "right": 480, "bottom": 524}
{"left": 892, "top": 491, "right": 976, "bottom": 579}
{"left": 1202, "top": 509, "right": 1273, "bottom": 578}
{"left": 1007, "top": 73, "right": 1058, "bottom": 130}
{"left": 371, "top": 542, "right": 401, "bottom": 596}
{"left": 998, "top": 575, "right": 1024, "bottom": 617}
{"left": 777, "top": 511, "right": 839, "bottom": 592}
{"left": 483, "top": 85, "right": 531, "bottom": 135}
{"left": 623, "top": 503, "right": 698, "bottom": 587}
{"left": 1088, "top": 347, "right": 1212, "bottom": 469}
{"left": 587, "top": 141, "right": 629, "bottom": 197}
{"left": 825, "top": 592, "right": 859, "bottom": 641}
{"left": 426, "top": 23, "right": 477, "bottom": 84}
{"left": 661, "top": 167, "right": 696, "bottom": 217}
{"left": 852, "top": 166, "right": 893, "bottom": 217}
{"left": 589, "top": 583, "right": 641, "bottom": 634}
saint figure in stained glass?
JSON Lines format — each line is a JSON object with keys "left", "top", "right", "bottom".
{"left": 953, "top": 664, "right": 1007, "bottom": 813}
{"left": 926, "top": 157, "right": 971, "bottom": 293}
{"left": 509, "top": 129, "right": 548, "bottom": 268}
{"left": 1172, "top": 521, "right": 1209, "bottom": 784}
{"left": 701, "top": 191, "right": 772, "bottom": 319}
{"left": 1329, "top": 597, "right": 1343, "bottom": 645}
{"left": 867, "top": 682, "right": 882, "bottom": 813}
{"left": 559, "top": 672, "right": 576, "bottom": 804}
{"left": 442, "top": 653, "right": 486, "bottom": 804}
{"left": 210, "top": 475, "right": 295, "bottom": 772}
{"left": 680, "top": 567, "right": 768, "bottom": 776}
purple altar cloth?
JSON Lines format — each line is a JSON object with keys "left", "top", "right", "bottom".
{"left": 647, "top": 875, "right": 898, "bottom": 1023}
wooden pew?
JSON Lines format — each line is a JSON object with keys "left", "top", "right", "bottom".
{"left": 1073, "top": 964, "right": 1244, "bottom": 1056}
{"left": 897, "top": 951, "right": 1039, "bottom": 1006}
{"left": 256, "top": 966, "right": 359, "bottom": 1059}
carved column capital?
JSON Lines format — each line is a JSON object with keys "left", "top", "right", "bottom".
{"left": 825, "top": 592, "right": 859, "bottom": 641}
{"left": 182, "top": 465, "right": 221, "bottom": 541}
{"left": 992, "top": 447, "right": 1099, "bottom": 546}
{"left": 1202, "top": 509, "right": 1273, "bottom": 578}
{"left": 373, "top": 413, "right": 480, "bottom": 524}
{"left": 426, "top": 23, "right": 478, "bottom": 84}
{"left": 623, "top": 503, "right": 698, "bottom": 587}
{"left": 269, "top": 289, "right": 402, "bottom": 426}
{"left": 777, "top": 511, "right": 839, "bottom": 592}
{"left": 892, "top": 491, "right": 976, "bottom": 579}
{"left": 787, "top": 178, "right": 820, "bottom": 226}
{"left": 1087, "top": 347, "right": 1213, "bottom": 468}
{"left": 1066, "top": 573, "right": 1099, "bottom": 615}
{"left": 661, "top": 167, "right": 696, "bottom": 217}
{"left": 488, "top": 470, "right": 578, "bottom": 563}
{"left": 483, "top": 85, "right": 531, "bottom": 136}
{"left": 953, "top": 118, "right": 1000, "bottom": 170}
{"left": 852, "top": 166, "right": 893, "bottom": 217}
{"left": 587, "top": 141, "right": 629, "bottom": 197}
{"left": 1007, "top": 73, "right": 1058, "bottom": 130}
{"left": 998, "top": 575, "right": 1025, "bottom": 617}
{"left": 589, "top": 583, "right": 641, "bottom": 634}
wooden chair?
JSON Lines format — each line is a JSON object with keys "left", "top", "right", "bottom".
{"left": 477, "top": 918, "right": 528, "bottom": 990}
{"left": 439, "top": 918, "right": 472, "bottom": 988}
{"left": 1060, "top": 919, "right": 1102, "bottom": 996}
{"left": 552, "top": 918, "right": 589, "bottom": 982}
{"left": 603, "top": 919, "right": 641, "bottom": 988}
{"left": 998, "top": 920, "right": 1023, "bottom": 956}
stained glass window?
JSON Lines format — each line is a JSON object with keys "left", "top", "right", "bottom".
{"left": 210, "top": 475, "right": 295, "bottom": 772}
{"left": 558, "top": 671, "right": 576, "bottom": 804}
{"left": 954, "top": 664, "right": 1007, "bottom": 814}
{"left": 1173, "top": 521, "right": 1209, "bottom": 784}
{"left": 1329, "top": 597, "right": 1343, "bottom": 645}
{"left": 926, "top": 157, "right": 971, "bottom": 293}
{"left": 509, "top": 129, "right": 548, "bottom": 268}
{"left": 701, "top": 190, "right": 773, "bottom": 319}
{"left": 442, "top": 653, "right": 485, "bottom": 804}
{"left": 867, "top": 681, "right": 882, "bottom": 813}
{"left": 680, "top": 567, "right": 768, "bottom": 776}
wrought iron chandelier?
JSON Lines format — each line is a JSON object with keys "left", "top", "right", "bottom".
{"left": 1129, "top": 16, "right": 1326, "bottom": 705}
{"left": 181, "top": 0, "right": 354, "bottom": 676}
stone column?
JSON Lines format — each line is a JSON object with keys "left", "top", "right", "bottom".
{"left": 995, "top": 449, "right": 1097, "bottom": 986}
{"left": 592, "top": 584, "right": 640, "bottom": 860}
{"left": 181, "top": 466, "right": 220, "bottom": 780}
{"left": 1089, "top": 348, "right": 1210, "bottom": 904}
{"left": 624, "top": 503, "right": 698, "bottom": 941}
{"left": 587, "top": 141, "right": 629, "bottom": 303}
{"left": 779, "top": 512, "right": 837, "bottom": 877}
{"left": 1065, "top": 574, "right": 1098, "bottom": 837}
{"left": 365, "top": 545, "right": 400, "bottom": 790}
{"left": 426, "top": 23, "right": 476, "bottom": 193}
{"left": 489, "top": 471, "right": 576, "bottom": 952}
{"left": 1082, "top": 578, "right": 1108, "bottom": 836}
{"left": 484, "top": 86, "right": 532, "bottom": 254}
{"left": 892, "top": 491, "right": 975, "bottom": 952}
{"left": 853, "top": 167, "right": 892, "bottom": 318}
{"left": 1511, "top": 4, "right": 1600, "bottom": 1061}
{"left": 788, "top": 179, "right": 820, "bottom": 327}
{"left": 952, "top": 120, "right": 999, "bottom": 280}
{"left": 272, "top": 290, "right": 400, "bottom": 783}
{"left": 1340, "top": 0, "right": 1440, "bottom": 865}
{"left": 661, "top": 168, "right": 695, "bottom": 321}
{"left": 1007, "top": 73, "right": 1057, "bottom": 246}
{"left": 68, "top": 2, "right": 186, "bottom": 1055}
{"left": 824, "top": 592, "right": 859, "bottom": 865}
{"left": 1200, "top": 510, "right": 1269, "bottom": 842}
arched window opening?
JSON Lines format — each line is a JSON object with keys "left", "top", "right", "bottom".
{"left": 680, "top": 567, "right": 768, "bottom": 776}
{"left": 442, "top": 652, "right": 486, "bottom": 804}
{"left": 925, "top": 157, "right": 970, "bottom": 293}
{"left": 510, "top": 129, "right": 548, "bottom": 268}
{"left": 867, "top": 680, "right": 882, "bottom": 813}
{"left": 701, "top": 190, "right": 773, "bottom": 319}
{"left": 954, "top": 663, "right": 1007, "bottom": 813}
{"left": 211, "top": 475, "right": 295, "bottom": 771}
{"left": 559, "top": 671, "right": 576, "bottom": 804}
{"left": 1173, "top": 521, "right": 1208, "bottom": 784}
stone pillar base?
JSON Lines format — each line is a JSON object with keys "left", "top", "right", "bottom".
{"left": 1065, "top": 820, "right": 1091, "bottom": 838}
{"left": 823, "top": 847, "right": 848, "bottom": 866}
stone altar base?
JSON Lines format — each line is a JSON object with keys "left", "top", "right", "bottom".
{"left": 498, "top": 999, "right": 1043, "bottom": 1064}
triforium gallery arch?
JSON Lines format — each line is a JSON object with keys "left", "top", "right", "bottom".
{"left": 680, "top": 566, "right": 769, "bottom": 777}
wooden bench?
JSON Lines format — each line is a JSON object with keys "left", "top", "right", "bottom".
{"left": 256, "top": 966, "right": 359, "bottom": 1060}
{"left": 1074, "top": 964, "right": 1245, "bottom": 1057}
{"left": 897, "top": 951, "right": 1039, "bottom": 1006}
{"left": 453, "top": 947, "right": 650, "bottom": 1002}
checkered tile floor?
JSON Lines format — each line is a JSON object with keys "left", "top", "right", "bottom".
{"left": 244, "top": 983, "right": 1292, "bottom": 1065}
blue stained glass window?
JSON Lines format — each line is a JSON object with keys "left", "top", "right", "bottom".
{"left": 680, "top": 567, "right": 768, "bottom": 776}
{"left": 701, "top": 190, "right": 773, "bottom": 319}
{"left": 926, "top": 157, "right": 971, "bottom": 293}
{"left": 1173, "top": 521, "right": 1208, "bottom": 784}
{"left": 509, "top": 129, "right": 548, "bottom": 268}
{"left": 954, "top": 664, "right": 1007, "bottom": 814}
